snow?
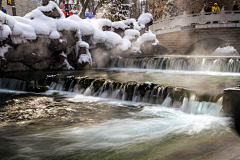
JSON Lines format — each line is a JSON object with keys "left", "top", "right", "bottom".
{"left": 98, "top": 19, "right": 112, "bottom": 29}
{"left": 104, "top": 31, "right": 123, "bottom": 49}
{"left": 0, "top": 24, "right": 12, "bottom": 40}
{"left": 124, "top": 18, "right": 136, "bottom": 25}
{"left": 120, "top": 36, "right": 131, "bottom": 51}
{"left": 60, "top": 51, "right": 67, "bottom": 57}
{"left": 63, "top": 59, "right": 74, "bottom": 70}
{"left": 0, "top": 44, "right": 12, "bottom": 58}
{"left": 68, "top": 15, "right": 95, "bottom": 36}
{"left": 112, "top": 21, "right": 126, "bottom": 30}
{"left": 75, "top": 41, "right": 92, "bottom": 65}
{"left": 133, "top": 22, "right": 141, "bottom": 31}
{"left": 124, "top": 29, "right": 140, "bottom": 39}
{"left": 76, "top": 41, "right": 89, "bottom": 55}
{"left": 49, "top": 30, "right": 60, "bottom": 39}
{"left": 213, "top": 46, "right": 239, "bottom": 56}
{"left": 138, "top": 13, "right": 153, "bottom": 26}
{"left": 145, "top": 81, "right": 152, "bottom": 86}
{"left": 139, "top": 31, "right": 156, "bottom": 42}
{"left": 92, "top": 28, "right": 106, "bottom": 44}
{"left": 132, "top": 31, "right": 156, "bottom": 51}
{"left": 0, "top": 2, "right": 157, "bottom": 69}
{"left": 120, "top": 29, "right": 140, "bottom": 51}
{"left": 38, "top": 1, "right": 65, "bottom": 19}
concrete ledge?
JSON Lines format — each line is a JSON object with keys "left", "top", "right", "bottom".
{"left": 153, "top": 23, "right": 240, "bottom": 35}
{"left": 223, "top": 87, "right": 240, "bottom": 116}
{"left": 196, "top": 23, "right": 240, "bottom": 29}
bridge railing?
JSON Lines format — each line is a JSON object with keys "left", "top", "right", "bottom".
{"left": 150, "top": 9, "right": 240, "bottom": 32}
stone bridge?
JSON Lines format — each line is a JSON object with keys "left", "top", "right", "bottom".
{"left": 150, "top": 10, "right": 240, "bottom": 55}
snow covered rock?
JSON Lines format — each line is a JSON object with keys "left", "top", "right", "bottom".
{"left": 104, "top": 31, "right": 123, "bottom": 49}
{"left": 98, "top": 19, "right": 112, "bottom": 31}
{"left": 113, "top": 21, "right": 126, "bottom": 37}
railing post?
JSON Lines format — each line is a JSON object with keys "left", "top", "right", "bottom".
{"left": 220, "top": 6, "right": 225, "bottom": 23}
{"left": 200, "top": 10, "right": 204, "bottom": 24}
{"left": 166, "top": 14, "right": 170, "bottom": 28}
{"left": 183, "top": 11, "right": 187, "bottom": 26}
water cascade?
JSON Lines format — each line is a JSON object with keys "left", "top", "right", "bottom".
{"left": 0, "top": 76, "right": 223, "bottom": 116}
{"left": 105, "top": 56, "right": 240, "bottom": 73}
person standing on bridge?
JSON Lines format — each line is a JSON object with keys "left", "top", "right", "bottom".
{"left": 233, "top": 1, "right": 239, "bottom": 10}
{"left": 212, "top": 3, "right": 220, "bottom": 23}
{"left": 233, "top": 2, "right": 239, "bottom": 23}
{"left": 212, "top": 3, "right": 220, "bottom": 14}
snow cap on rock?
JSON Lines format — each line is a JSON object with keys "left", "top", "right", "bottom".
{"left": 138, "top": 13, "right": 153, "bottom": 26}
{"left": 112, "top": 21, "right": 126, "bottom": 30}
{"left": 98, "top": 19, "right": 112, "bottom": 28}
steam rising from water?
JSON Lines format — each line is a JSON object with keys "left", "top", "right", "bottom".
{"left": 4, "top": 104, "right": 230, "bottom": 159}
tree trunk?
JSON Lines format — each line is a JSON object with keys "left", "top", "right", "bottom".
{"left": 79, "top": 0, "right": 90, "bottom": 19}
{"left": 12, "top": 0, "right": 16, "bottom": 16}
{"left": 0, "top": 0, "right": 2, "bottom": 9}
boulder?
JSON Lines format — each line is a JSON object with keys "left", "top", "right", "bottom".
{"left": 33, "top": 59, "right": 53, "bottom": 70}
{"left": 7, "top": 62, "right": 28, "bottom": 71}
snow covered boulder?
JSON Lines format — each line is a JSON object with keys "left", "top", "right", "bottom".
{"left": 98, "top": 19, "right": 112, "bottom": 31}
{"left": 74, "top": 41, "right": 92, "bottom": 68}
{"left": 112, "top": 21, "right": 126, "bottom": 37}
{"left": 49, "top": 38, "right": 67, "bottom": 51}
{"left": 40, "top": 1, "right": 65, "bottom": 19}
{"left": 138, "top": 13, "right": 153, "bottom": 35}
{"left": 120, "top": 29, "right": 140, "bottom": 51}
{"left": 104, "top": 31, "right": 123, "bottom": 49}
{"left": 124, "top": 19, "right": 136, "bottom": 29}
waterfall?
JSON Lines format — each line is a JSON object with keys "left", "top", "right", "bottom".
{"left": 106, "top": 56, "right": 240, "bottom": 73}
{"left": 47, "top": 78, "right": 223, "bottom": 116}
{"left": 0, "top": 78, "right": 27, "bottom": 91}
{"left": 0, "top": 76, "right": 223, "bottom": 116}
{"left": 180, "top": 97, "right": 223, "bottom": 116}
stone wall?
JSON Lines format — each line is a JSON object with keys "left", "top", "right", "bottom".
{"left": 156, "top": 27, "right": 240, "bottom": 55}
{"left": 2, "top": 0, "right": 41, "bottom": 16}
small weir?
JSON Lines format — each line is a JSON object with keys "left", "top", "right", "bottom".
{"left": 0, "top": 76, "right": 223, "bottom": 116}
{"left": 105, "top": 56, "right": 240, "bottom": 73}
{"left": 0, "top": 76, "right": 233, "bottom": 160}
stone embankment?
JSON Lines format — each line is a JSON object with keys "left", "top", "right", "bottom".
{"left": 2, "top": 0, "right": 41, "bottom": 16}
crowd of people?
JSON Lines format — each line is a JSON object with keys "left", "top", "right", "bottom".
{"left": 203, "top": 2, "right": 239, "bottom": 23}
{"left": 205, "top": 1, "right": 240, "bottom": 13}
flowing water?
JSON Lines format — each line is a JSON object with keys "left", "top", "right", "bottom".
{"left": 1, "top": 55, "right": 240, "bottom": 159}
{"left": 102, "top": 56, "right": 240, "bottom": 76}
{"left": 0, "top": 76, "right": 235, "bottom": 159}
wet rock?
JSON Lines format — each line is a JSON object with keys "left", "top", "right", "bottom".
{"left": 49, "top": 39, "right": 67, "bottom": 51}
{"left": 124, "top": 81, "right": 137, "bottom": 101}
{"left": 92, "top": 79, "right": 105, "bottom": 92}
{"left": 7, "top": 62, "right": 28, "bottom": 71}
{"left": 32, "top": 86, "right": 49, "bottom": 93}
{"left": 33, "top": 59, "right": 53, "bottom": 70}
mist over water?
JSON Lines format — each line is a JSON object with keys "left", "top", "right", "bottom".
{"left": 101, "top": 56, "right": 240, "bottom": 76}
{"left": 0, "top": 95, "right": 231, "bottom": 159}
